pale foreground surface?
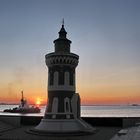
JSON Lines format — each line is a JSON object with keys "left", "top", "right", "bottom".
{"left": 111, "top": 125, "right": 140, "bottom": 140}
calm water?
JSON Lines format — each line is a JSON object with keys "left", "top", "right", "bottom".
{"left": 0, "top": 105, "right": 140, "bottom": 117}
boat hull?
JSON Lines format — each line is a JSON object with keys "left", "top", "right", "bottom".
{"left": 3, "top": 107, "right": 40, "bottom": 113}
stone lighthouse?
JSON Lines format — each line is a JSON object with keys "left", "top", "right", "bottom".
{"left": 32, "top": 23, "right": 95, "bottom": 134}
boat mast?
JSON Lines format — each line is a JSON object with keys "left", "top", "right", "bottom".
{"left": 21, "top": 90, "right": 24, "bottom": 101}
{"left": 21, "top": 90, "right": 24, "bottom": 107}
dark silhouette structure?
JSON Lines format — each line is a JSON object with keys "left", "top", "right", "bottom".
{"left": 31, "top": 23, "right": 95, "bottom": 135}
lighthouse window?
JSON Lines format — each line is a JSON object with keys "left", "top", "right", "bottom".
{"left": 66, "top": 102, "right": 69, "bottom": 112}
{"left": 54, "top": 71, "right": 59, "bottom": 85}
{"left": 64, "top": 72, "right": 70, "bottom": 85}
{"left": 52, "top": 97, "right": 58, "bottom": 119}
{"left": 52, "top": 97, "right": 58, "bottom": 112}
{"left": 64, "top": 97, "right": 70, "bottom": 119}
{"left": 59, "top": 71, "right": 64, "bottom": 85}
{"left": 64, "top": 97, "right": 70, "bottom": 113}
{"left": 70, "top": 72, "right": 74, "bottom": 85}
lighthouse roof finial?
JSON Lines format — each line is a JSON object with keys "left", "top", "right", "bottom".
{"left": 62, "top": 18, "right": 64, "bottom": 27}
{"left": 59, "top": 18, "right": 67, "bottom": 38}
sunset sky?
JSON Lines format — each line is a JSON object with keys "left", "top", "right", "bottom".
{"left": 0, "top": 0, "right": 140, "bottom": 105}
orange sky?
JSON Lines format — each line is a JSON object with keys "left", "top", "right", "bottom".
{"left": 0, "top": 67, "right": 140, "bottom": 105}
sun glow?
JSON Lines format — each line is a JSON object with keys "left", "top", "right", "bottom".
{"left": 36, "top": 100, "right": 41, "bottom": 105}
{"left": 36, "top": 98, "right": 43, "bottom": 106}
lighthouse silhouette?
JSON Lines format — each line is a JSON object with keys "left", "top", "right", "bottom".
{"left": 31, "top": 22, "right": 95, "bottom": 135}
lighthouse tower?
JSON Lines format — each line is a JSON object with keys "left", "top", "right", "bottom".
{"left": 33, "top": 23, "right": 95, "bottom": 134}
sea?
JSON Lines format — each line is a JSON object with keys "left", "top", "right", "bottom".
{"left": 0, "top": 105, "right": 140, "bottom": 117}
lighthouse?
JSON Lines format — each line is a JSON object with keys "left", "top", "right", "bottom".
{"left": 32, "top": 23, "right": 95, "bottom": 135}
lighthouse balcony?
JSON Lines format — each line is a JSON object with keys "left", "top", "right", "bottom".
{"left": 45, "top": 53, "right": 79, "bottom": 67}
{"left": 48, "top": 85, "right": 75, "bottom": 91}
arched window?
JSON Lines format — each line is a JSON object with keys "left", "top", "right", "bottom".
{"left": 66, "top": 102, "right": 69, "bottom": 112}
{"left": 64, "top": 72, "right": 70, "bottom": 85}
{"left": 52, "top": 97, "right": 58, "bottom": 119}
{"left": 64, "top": 97, "right": 70, "bottom": 119}
{"left": 53, "top": 71, "right": 59, "bottom": 86}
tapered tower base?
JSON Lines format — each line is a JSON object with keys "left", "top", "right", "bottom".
{"left": 29, "top": 118, "right": 95, "bottom": 136}
{"left": 29, "top": 93, "right": 96, "bottom": 136}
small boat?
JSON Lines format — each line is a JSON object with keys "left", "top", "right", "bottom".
{"left": 3, "top": 91, "right": 40, "bottom": 113}
{"left": 132, "top": 104, "right": 139, "bottom": 106}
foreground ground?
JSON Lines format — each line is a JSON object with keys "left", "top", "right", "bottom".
{"left": 0, "top": 124, "right": 120, "bottom": 140}
{"left": 1, "top": 115, "right": 140, "bottom": 140}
